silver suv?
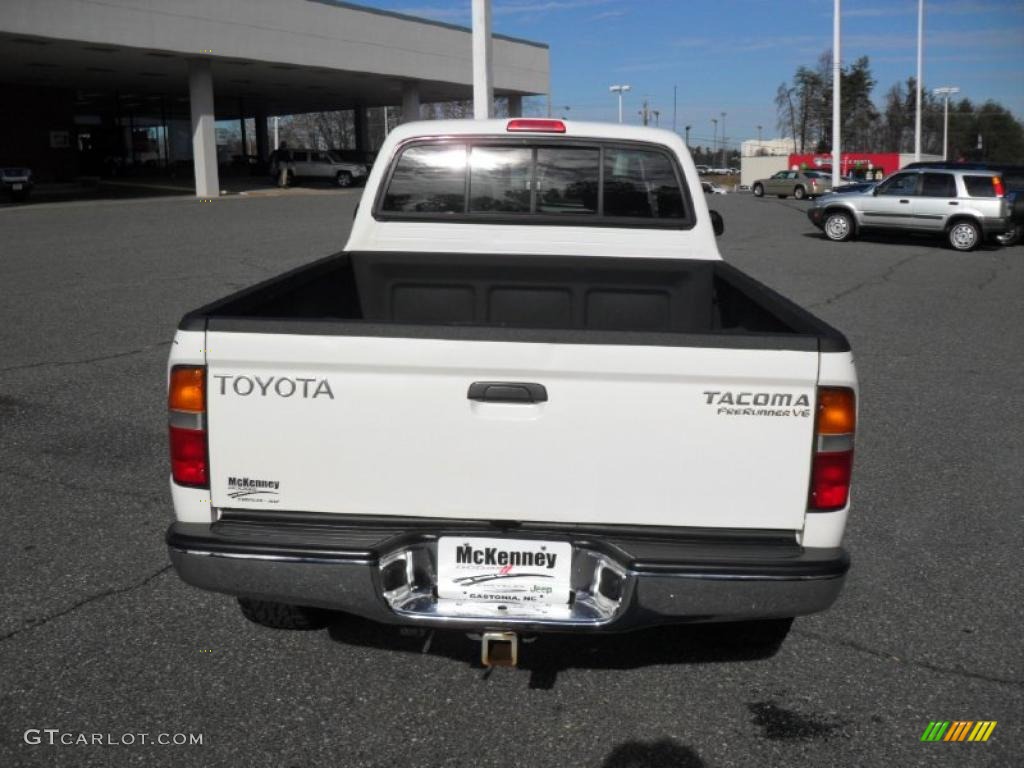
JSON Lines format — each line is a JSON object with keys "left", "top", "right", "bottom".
{"left": 808, "top": 168, "right": 1011, "bottom": 251}
{"left": 269, "top": 149, "right": 368, "bottom": 188}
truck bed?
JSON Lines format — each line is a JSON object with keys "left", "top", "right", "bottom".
{"left": 179, "top": 251, "right": 848, "bottom": 353}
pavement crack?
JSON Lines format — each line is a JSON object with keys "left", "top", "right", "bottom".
{"left": 0, "top": 340, "right": 171, "bottom": 375}
{"left": 806, "top": 252, "right": 922, "bottom": 309}
{"left": 0, "top": 565, "right": 172, "bottom": 643}
{"left": 794, "top": 628, "right": 1024, "bottom": 687}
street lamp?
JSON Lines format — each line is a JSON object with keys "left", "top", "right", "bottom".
{"left": 609, "top": 84, "right": 631, "bottom": 124}
{"left": 933, "top": 86, "right": 960, "bottom": 161}
{"left": 711, "top": 118, "right": 718, "bottom": 162}
{"left": 757, "top": 124, "right": 763, "bottom": 142}
{"left": 720, "top": 111, "right": 727, "bottom": 168}
{"left": 684, "top": 125, "right": 691, "bottom": 149}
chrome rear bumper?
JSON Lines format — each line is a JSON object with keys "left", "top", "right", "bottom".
{"left": 167, "top": 515, "right": 848, "bottom": 632}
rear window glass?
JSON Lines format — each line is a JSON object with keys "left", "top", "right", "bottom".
{"left": 379, "top": 141, "right": 690, "bottom": 226}
{"left": 382, "top": 144, "right": 467, "bottom": 213}
{"left": 922, "top": 173, "right": 956, "bottom": 197}
{"left": 604, "top": 147, "right": 684, "bottom": 218}
{"left": 469, "top": 146, "right": 531, "bottom": 213}
{"left": 964, "top": 175, "right": 997, "bottom": 197}
{"left": 535, "top": 147, "right": 599, "bottom": 215}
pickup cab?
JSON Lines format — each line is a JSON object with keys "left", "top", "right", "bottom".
{"left": 166, "top": 119, "right": 857, "bottom": 659}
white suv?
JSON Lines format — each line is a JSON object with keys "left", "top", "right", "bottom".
{"left": 808, "top": 168, "right": 1011, "bottom": 251}
{"left": 269, "top": 149, "right": 368, "bottom": 188}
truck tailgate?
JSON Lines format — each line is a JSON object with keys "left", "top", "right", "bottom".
{"left": 205, "top": 332, "right": 818, "bottom": 530}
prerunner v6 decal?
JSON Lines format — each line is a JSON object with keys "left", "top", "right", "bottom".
{"left": 703, "top": 390, "right": 812, "bottom": 418}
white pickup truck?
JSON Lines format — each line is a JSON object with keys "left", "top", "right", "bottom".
{"left": 166, "top": 119, "right": 857, "bottom": 662}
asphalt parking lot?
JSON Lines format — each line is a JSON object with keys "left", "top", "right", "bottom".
{"left": 1, "top": 190, "right": 1021, "bottom": 767}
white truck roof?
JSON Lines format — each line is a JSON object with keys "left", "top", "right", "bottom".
{"left": 345, "top": 118, "right": 721, "bottom": 260}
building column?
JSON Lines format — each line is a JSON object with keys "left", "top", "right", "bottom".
{"left": 354, "top": 106, "right": 369, "bottom": 152}
{"left": 507, "top": 94, "right": 523, "bottom": 117}
{"left": 254, "top": 106, "right": 269, "bottom": 161}
{"left": 238, "top": 99, "right": 248, "bottom": 158}
{"left": 188, "top": 58, "right": 219, "bottom": 197}
{"left": 401, "top": 81, "right": 421, "bottom": 123}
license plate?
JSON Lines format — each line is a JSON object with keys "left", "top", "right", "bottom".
{"left": 437, "top": 537, "right": 572, "bottom": 605}
{"left": 12, "top": 184, "right": 22, "bottom": 190}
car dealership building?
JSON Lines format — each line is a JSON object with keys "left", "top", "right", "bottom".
{"left": 0, "top": 0, "right": 550, "bottom": 195}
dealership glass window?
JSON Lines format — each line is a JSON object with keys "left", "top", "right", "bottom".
{"left": 535, "top": 148, "right": 600, "bottom": 215}
{"left": 382, "top": 144, "right": 467, "bottom": 213}
{"left": 876, "top": 173, "right": 919, "bottom": 196}
{"left": 468, "top": 146, "right": 532, "bottom": 213}
{"left": 603, "top": 148, "right": 685, "bottom": 219}
{"left": 921, "top": 173, "right": 956, "bottom": 197}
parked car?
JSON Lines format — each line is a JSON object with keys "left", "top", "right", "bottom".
{"left": 1, "top": 165, "right": 33, "bottom": 202}
{"left": 902, "top": 161, "right": 1024, "bottom": 246}
{"left": 167, "top": 118, "right": 858, "bottom": 663}
{"left": 269, "top": 148, "right": 368, "bottom": 187}
{"left": 752, "top": 170, "right": 833, "bottom": 199}
{"left": 695, "top": 164, "right": 710, "bottom": 175}
{"left": 702, "top": 181, "right": 727, "bottom": 195}
{"left": 807, "top": 168, "right": 1012, "bottom": 251}
{"left": 832, "top": 181, "right": 877, "bottom": 195}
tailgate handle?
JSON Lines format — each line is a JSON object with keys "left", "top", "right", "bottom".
{"left": 468, "top": 382, "right": 548, "bottom": 403}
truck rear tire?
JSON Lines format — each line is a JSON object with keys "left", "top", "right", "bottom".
{"left": 237, "top": 598, "right": 329, "bottom": 630}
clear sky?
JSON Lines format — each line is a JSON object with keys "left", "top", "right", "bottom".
{"left": 362, "top": 0, "right": 1024, "bottom": 148}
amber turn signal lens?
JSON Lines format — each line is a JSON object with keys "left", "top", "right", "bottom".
{"left": 816, "top": 387, "right": 855, "bottom": 435}
{"left": 169, "top": 366, "right": 206, "bottom": 412}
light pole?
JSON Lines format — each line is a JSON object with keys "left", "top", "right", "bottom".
{"left": 609, "top": 84, "right": 631, "bottom": 124}
{"left": 684, "top": 125, "right": 691, "bottom": 149}
{"left": 711, "top": 118, "right": 718, "bottom": 164}
{"left": 757, "top": 124, "right": 762, "bottom": 142}
{"left": 720, "top": 112, "right": 727, "bottom": 168}
{"left": 914, "top": 0, "right": 924, "bottom": 160}
{"left": 833, "top": 0, "right": 842, "bottom": 187}
{"left": 933, "top": 86, "right": 960, "bottom": 161}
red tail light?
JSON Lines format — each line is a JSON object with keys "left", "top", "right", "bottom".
{"left": 993, "top": 176, "right": 1005, "bottom": 197}
{"left": 170, "top": 426, "right": 208, "bottom": 486}
{"left": 809, "top": 387, "right": 855, "bottom": 511}
{"left": 810, "top": 451, "right": 854, "bottom": 510}
{"left": 507, "top": 119, "right": 566, "bottom": 133}
{"left": 168, "top": 365, "right": 208, "bottom": 488}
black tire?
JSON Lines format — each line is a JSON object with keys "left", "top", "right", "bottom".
{"left": 336, "top": 171, "right": 353, "bottom": 188}
{"left": 794, "top": 185, "right": 806, "bottom": 200}
{"left": 238, "top": 598, "right": 329, "bottom": 630}
{"left": 996, "top": 223, "right": 1021, "bottom": 247}
{"left": 752, "top": 183, "right": 764, "bottom": 198}
{"left": 823, "top": 210, "right": 854, "bottom": 242}
{"left": 948, "top": 219, "right": 980, "bottom": 251}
